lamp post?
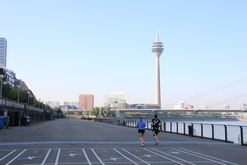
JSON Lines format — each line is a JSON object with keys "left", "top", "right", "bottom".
{"left": 17, "top": 88, "right": 20, "bottom": 102}
{"left": 27, "top": 91, "right": 31, "bottom": 104}
{"left": 0, "top": 74, "right": 4, "bottom": 98}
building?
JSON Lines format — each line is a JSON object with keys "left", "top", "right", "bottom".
{"left": 63, "top": 102, "right": 78, "bottom": 108}
{"left": 46, "top": 101, "right": 60, "bottom": 108}
{"left": 0, "top": 37, "right": 7, "bottom": 67}
{"left": 0, "top": 66, "right": 19, "bottom": 87}
{"left": 104, "top": 92, "right": 126, "bottom": 108}
{"left": 151, "top": 28, "right": 164, "bottom": 108}
{"left": 224, "top": 105, "right": 230, "bottom": 110}
{"left": 79, "top": 94, "right": 94, "bottom": 109}
{"left": 185, "top": 104, "right": 194, "bottom": 109}
{"left": 174, "top": 101, "right": 185, "bottom": 109}
{"left": 63, "top": 102, "right": 71, "bottom": 106}
{"left": 71, "top": 102, "right": 79, "bottom": 108}
{"left": 201, "top": 105, "right": 209, "bottom": 109}
{"left": 241, "top": 103, "right": 247, "bottom": 110}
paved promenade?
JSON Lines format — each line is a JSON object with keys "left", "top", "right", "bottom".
{"left": 0, "top": 118, "right": 246, "bottom": 165}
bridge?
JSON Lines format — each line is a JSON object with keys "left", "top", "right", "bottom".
{"left": 111, "top": 108, "right": 247, "bottom": 118}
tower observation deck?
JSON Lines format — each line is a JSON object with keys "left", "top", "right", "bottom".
{"left": 151, "top": 29, "right": 164, "bottom": 108}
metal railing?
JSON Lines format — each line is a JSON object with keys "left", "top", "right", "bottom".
{"left": 0, "top": 98, "right": 44, "bottom": 113}
{"left": 92, "top": 118, "right": 247, "bottom": 146}
{"left": 162, "top": 122, "right": 247, "bottom": 145}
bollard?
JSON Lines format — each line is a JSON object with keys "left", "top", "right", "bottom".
{"left": 188, "top": 125, "right": 193, "bottom": 136}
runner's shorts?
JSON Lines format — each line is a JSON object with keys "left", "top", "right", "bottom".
{"left": 138, "top": 129, "right": 145, "bottom": 133}
{"left": 152, "top": 129, "right": 160, "bottom": 136}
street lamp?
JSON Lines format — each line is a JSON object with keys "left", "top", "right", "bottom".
{"left": 17, "top": 88, "right": 19, "bottom": 102}
{"left": 0, "top": 74, "right": 4, "bottom": 98}
{"left": 16, "top": 84, "right": 21, "bottom": 102}
{"left": 27, "top": 91, "right": 31, "bottom": 104}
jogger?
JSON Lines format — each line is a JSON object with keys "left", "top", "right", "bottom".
{"left": 151, "top": 114, "right": 161, "bottom": 145}
{"left": 136, "top": 116, "right": 146, "bottom": 147}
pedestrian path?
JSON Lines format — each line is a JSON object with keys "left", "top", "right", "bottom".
{"left": 0, "top": 147, "right": 237, "bottom": 165}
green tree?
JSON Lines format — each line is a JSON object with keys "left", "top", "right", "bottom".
{"left": 2, "top": 83, "right": 12, "bottom": 98}
{"left": 100, "top": 107, "right": 104, "bottom": 117}
{"left": 89, "top": 106, "right": 115, "bottom": 117}
{"left": 90, "top": 107, "right": 100, "bottom": 116}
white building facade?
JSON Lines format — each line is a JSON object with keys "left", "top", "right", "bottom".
{"left": 104, "top": 92, "right": 127, "bottom": 108}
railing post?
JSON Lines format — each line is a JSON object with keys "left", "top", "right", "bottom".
{"left": 163, "top": 122, "right": 166, "bottom": 132}
{"left": 170, "top": 122, "right": 172, "bottom": 133}
{"left": 240, "top": 126, "right": 243, "bottom": 145}
{"left": 176, "top": 122, "right": 178, "bottom": 134}
{"left": 224, "top": 125, "right": 228, "bottom": 142}
{"left": 201, "top": 124, "right": 203, "bottom": 138}
{"left": 183, "top": 123, "right": 185, "bottom": 135}
{"left": 211, "top": 124, "right": 214, "bottom": 140}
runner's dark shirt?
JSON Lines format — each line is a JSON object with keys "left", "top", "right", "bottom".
{"left": 151, "top": 118, "right": 161, "bottom": 130}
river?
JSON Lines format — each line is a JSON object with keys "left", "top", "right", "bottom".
{"left": 164, "top": 120, "right": 247, "bottom": 144}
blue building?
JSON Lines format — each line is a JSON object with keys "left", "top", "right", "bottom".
{"left": 0, "top": 37, "right": 7, "bottom": 67}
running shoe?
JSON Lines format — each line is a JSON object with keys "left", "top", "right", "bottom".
{"left": 141, "top": 143, "right": 145, "bottom": 147}
{"left": 155, "top": 140, "right": 159, "bottom": 146}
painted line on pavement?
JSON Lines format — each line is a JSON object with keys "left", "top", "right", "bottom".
{"left": 0, "top": 141, "right": 235, "bottom": 146}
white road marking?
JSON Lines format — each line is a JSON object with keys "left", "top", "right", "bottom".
{"left": 121, "top": 148, "right": 151, "bottom": 165}
{"left": 54, "top": 148, "right": 60, "bottom": 165}
{"left": 0, "top": 149, "right": 16, "bottom": 161}
{"left": 151, "top": 148, "right": 196, "bottom": 165}
{"left": 177, "top": 148, "right": 238, "bottom": 165}
{"left": 113, "top": 148, "right": 138, "bottom": 165}
{"left": 41, "top": 148, "right": 51, "bottom": 165}
{"left": 144, "top": 148, "right": 184, "bottom": 165}
{"left": 110, "top": 157, "right": 119, "bottom": 161}
{"left": 18, "top": 156, "right": 42, "bottom": 160}
{"left": 82, "top": 148, "right": 92, "bottom": 165}
{"left": 91, "top": 148, "right": 105, "bottom": 165}
{"left": 6, "top": 149, "right": 26, "bottom": 165}
{"left": 61, "top": 153, "right": 82, "bottom": 157}
{"left": 0, "top": 147, "right": 240, "bottom": 165}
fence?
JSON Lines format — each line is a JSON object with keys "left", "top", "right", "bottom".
{"left": 90, "top": 118, "right": 247, "bottom": 146}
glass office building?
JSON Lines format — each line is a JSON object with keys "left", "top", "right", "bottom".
{"left": 104, "top": 92, "right": 127, "bottom": 108}
{"left": 0, "top": 38, "right": 7, "bottom": 67}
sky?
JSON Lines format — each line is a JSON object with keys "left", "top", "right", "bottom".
{"left": 1, "top": 0, "right": 247, "bottom": 109}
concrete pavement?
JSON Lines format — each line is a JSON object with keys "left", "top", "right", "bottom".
{"left": 0, "top": 118, "right": 246, "bottom": 164}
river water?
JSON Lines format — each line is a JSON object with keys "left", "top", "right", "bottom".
{"left": 164, "top": 120, "right": 247, "bottom": 144}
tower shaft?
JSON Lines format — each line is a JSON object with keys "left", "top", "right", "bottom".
{"left": 155, "top": 56, "right": 161, "bottom": 106}
{"left": 151, "top": 29, "right": 163, "bottom": 108}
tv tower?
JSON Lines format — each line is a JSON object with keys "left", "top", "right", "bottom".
{"left": 151, "top": 28, "right": 164, "bottom": 108}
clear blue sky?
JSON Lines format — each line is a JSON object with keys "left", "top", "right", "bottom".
{"left": 1, "top": 0, "right": 247, "bottom": 109}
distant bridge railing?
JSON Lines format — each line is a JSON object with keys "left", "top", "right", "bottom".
{"left": 111, "top": 108, "right": 247, "bottom": 113}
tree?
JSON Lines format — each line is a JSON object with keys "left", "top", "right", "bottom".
{"left": 2, "top": 83, "right": 12, "bottom": 98}
{"left": 90, "top": 107, "right": 100, "bottom": 116}
{"left": 89, "top": 106, "right": 115, "bottom": 117}
{"left": 100, "top": 107, "right": 104, "bottom": 117}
